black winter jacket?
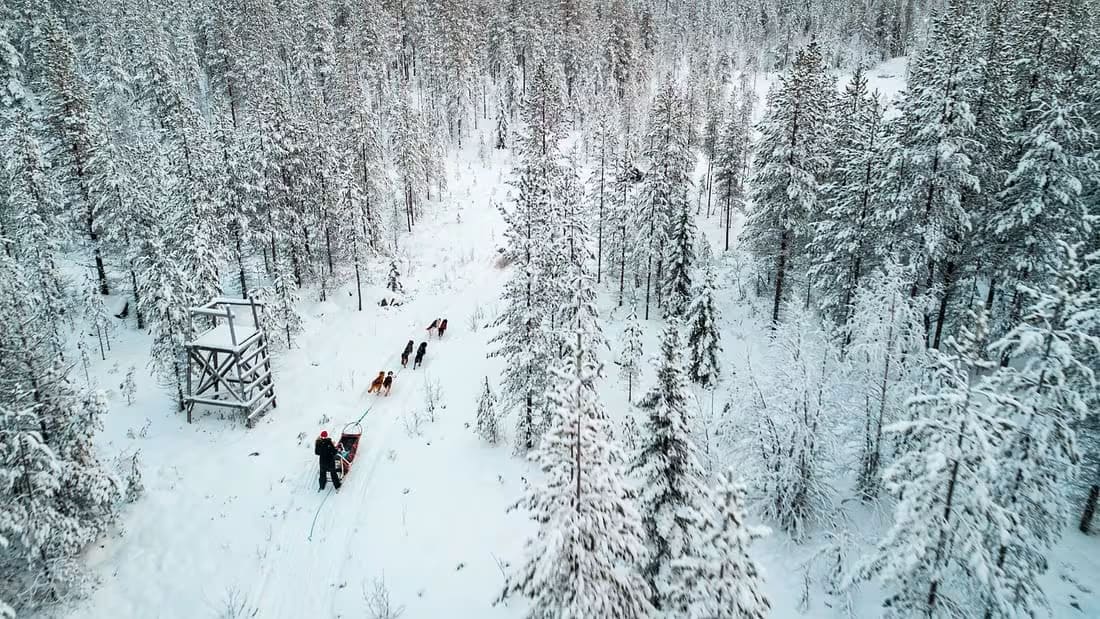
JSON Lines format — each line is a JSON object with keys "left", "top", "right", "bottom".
{"left": 315, "top": 437, "right": 338, "bottom": 471}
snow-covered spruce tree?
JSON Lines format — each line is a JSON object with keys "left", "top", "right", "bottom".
{"left": 489, "top": 61, "right": 566, "bottom": 455}
{"left": 386, "top": 259, "right": 403, "bottom": 295}
{"left": 618, "top": 309, "right": 645, "bottom": 403}
{"left": 810, "top": 65, "right": 889, "bottom": 326}
{"left": 662, "top": 191, "right": 696, "bottom": 318}
{"left": 850, "top": 311, "right": 1016, "bottom": 617}
{"left": 993, "top": 90, "right": 1095, "bottom": 296}
{"left": 136, "top": 233, "right": 194, "bottom": 410}
{"left": 713, "top": 94, "right": 752, "bottom": 253}
{"left": 669, "top": 470, "right": 771, "bottom": 619}
{"left": 476, "top": 377, "right": 500, "bottom": 445}
{"left": 980, "top": 242, "right": 1100, "bottom": 616}
{"left": 843, "top": 261, "right": 927, "bottom": 500}
{"left": 391, "top": 82, "right": 428, "bottom": 231}
{"left": 5, "top": 105, "right": 70, "bottom": 342}
{"left": 733, "top": 305, "right": 840, "bottom": 539}
{"left": 495, "top": 94, "right": 509, "bottom": 149}
{"left": 0, "top": 253, "right": 121, "bottom": 613}
{"left": 81, "top": 273, "right": 113, "bottom": 360}
{"left": 86, "top": 114, "right": 151, "bottom": 330}
{"left": 605, "top": 147, "right": 639, "bottom": 305}
{"left": 874, "top": 1, "right": 980, "bottom": 348}
{"left": 632, "top": 319, "right": 712, "bottom": 611}
{"left": 500, "top": 262, "right": 653, "bottom": 618}
{"left": 588, "top": 102, "right": 619, "bottom": 283}
{"left": 634, "top": 76, "right": 692, "bottom": 320}
{"left": 270, "top": 241, "right": 303, "bottom": 348}
{"left": 743, "top": 42, "right": 834, "bottom": 325}
{"left": 32, "top": 6, "right": 110, "bottom": 295}
{"left": 686, "top": 240, "right": 721, "bottom": 389}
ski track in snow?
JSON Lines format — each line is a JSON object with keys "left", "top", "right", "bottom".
{"left": 245, "top": 215, "right": 481, "bottom": 615}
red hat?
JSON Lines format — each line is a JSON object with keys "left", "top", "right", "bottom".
{"left": 320, "top": 430, "right": 328, "bottom": 438}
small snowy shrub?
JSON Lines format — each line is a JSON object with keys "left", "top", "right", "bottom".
{"left": 476, "top": 377, "right": 499, "bottom": 444}
{"left": 215, "top": 587, "right": 255, "bottom": 619}
{"left": 125, "top": 451, "right": 144, "bottom": 503}
{"left": 363, "top": 577, "right": 405, "bottom": 619}
{"left": 423, "top": 377, "right": 443, "bottom": 422}
{"left": 122, "top": 366, "right": 137, "bottom": 405}
{"left": 467, "top": 303, "right": 485, "bottom": 332}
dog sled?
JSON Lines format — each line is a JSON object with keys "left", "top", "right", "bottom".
{"left": 336, "top": 422, "right": 363, "bottom": 478}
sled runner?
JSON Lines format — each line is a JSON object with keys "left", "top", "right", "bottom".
{"left": 337, "top": 422, "right": 363, "bottom": 478}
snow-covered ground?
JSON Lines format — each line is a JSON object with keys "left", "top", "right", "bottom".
{"left": 68, "top": 57, "right": 1099, "bottom": 618}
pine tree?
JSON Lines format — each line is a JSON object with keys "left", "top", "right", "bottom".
{"left": 589, "top": 103, "right": 619, "bottom": 283}
{"left": 123, "top": 366, "right": 137, "bottom": 406}
{"left": 618, "top": 309, "right": 645, "bottom": 402}
{"left": 0, "top": 253, "right": 121, "bottom": 613}
{"left": 713, "top": 94, "right": 752, "bottom": 253}
{"left": 476, "top": 377, "right": 500, "bottom": 444}
{"left": 993, "top": 90, "right": 1095, "bottom": 292}
{"left": 271, "top": 243, "right": 303, "bottom": 348}
{"left": 605, "top": 148, "right": 638, "bottom": 305}
{"left": 387, "top": 259, "right": 404, "bottom": 295}
{"left": 982, "top": 242, "right": 1100, "bottom": 616}
{"left": 489, "top": 62, "right": 566, "bottom": 455}
{"left": 669, "top": 470, "right": 771, "bottom": 619}
{"left": 635, "top": 76, "right": 692, "bottom": 320}
{"left": 500, "top": 262, "right": 653, "bottom": 618}
{"left": 811, "top": 66, "right": 889, "bottom": 325}
{"left": 33, "top": 6, "right": 110, "bottom": 295}
{"left": 81, "top": 274, "right": 112, "bottom": 361}
{"left": 876, "top": 1, "right": 981, "bottom": 349}
{"left": 632, "top": 319, "right": 712, "bottom": 611}
{"left": 686, "top": 241, "right": 721, "bottom": 389}
{"left": 662, "top": 195, "right": 697, "bottom": 318}
{"left": 743, "top": 43, "right": 834, "bottom": 325}
{"left": 495, "top": 95, "right": 509, "bottom": 149}
{"left": 136, "top": 233, "right": 193, "bottom": 410}
{"left": 851, "top": 311, "right": 1017, "bottom": 617}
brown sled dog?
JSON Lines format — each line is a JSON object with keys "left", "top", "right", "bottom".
{"left": 367, "top": 371, "right": 385, "bottom": 394}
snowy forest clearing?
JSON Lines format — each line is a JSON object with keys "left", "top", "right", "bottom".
{"left": 71, "top": 153, "right": 525, "bottom": 617}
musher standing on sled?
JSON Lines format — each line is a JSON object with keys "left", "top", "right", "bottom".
{"left": 315, "top": 431, "right": 341, "bottom": 491}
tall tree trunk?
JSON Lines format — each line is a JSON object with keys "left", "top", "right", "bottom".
{"left": 234, "top": 226, "right": 248, "bottom": 296}
{"left": 644, "top": 255, "right": 653, "bottom": 320}
{"left": 928, "top": 455, "right": 962, "bottom": 613}
{"left": 932, "top": 260, "right": 957, "bottom": 350}
{"left": 291, "top": 248, "right": 302, "bottom": 288}
{"left": 724, "top": 190, "right": 732, "bottom": 252}
{"left": 324, "top": 224, "right": 335, "bottom": 274}
{"left": 354, "top": 255, "right": 363, "bottom": 311}
{"left": 129, "top": 262, "right": 144, "bottom": 330}
{"left": 619, "top": 225, "right": 627, "bottom": 307}
{"left": 1081, "top": 481, "right": 1099, "bottom": 534}
{"left": 705, "top": 160, "right": 714, "bottom": 218}
{"left": 596, "top": 147, "right": 605, "bottom": 283}
{"left": 771, "top": 228, "right": 790, "bottom": 326}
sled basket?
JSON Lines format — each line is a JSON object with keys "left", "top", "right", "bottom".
{"left": 337, "top": 422, "right": 363, "bottom": 476}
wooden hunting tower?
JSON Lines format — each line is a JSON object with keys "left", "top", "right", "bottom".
{"left": 184, "top": 297, "right": 277, "bottom": 426}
